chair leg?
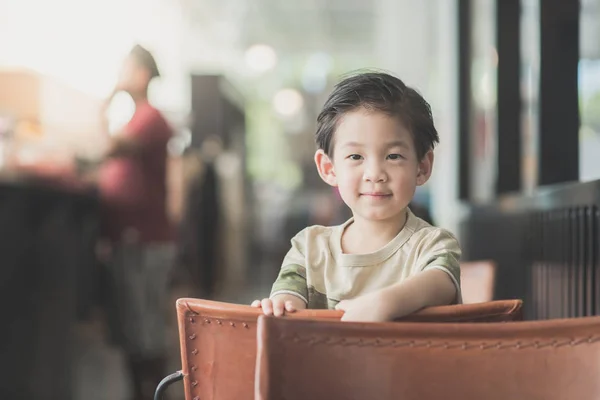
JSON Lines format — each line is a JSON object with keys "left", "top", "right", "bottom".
{"left": 154, "top": 370, "right": 184, "bottom": 400}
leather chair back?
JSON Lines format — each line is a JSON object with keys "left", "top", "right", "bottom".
{"left": 256, "top": 313, "right": 600, "bottom": 400}
{"left": 176, "top": 298, "right": 522, "bottom": 399}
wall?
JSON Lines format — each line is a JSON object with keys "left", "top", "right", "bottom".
{"left": 375, "top": 0, "right": 461, "bottom": 232}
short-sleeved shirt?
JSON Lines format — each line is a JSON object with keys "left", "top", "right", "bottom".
{"left": 99, "top": 101, "right": 174, "bottom": 244}
{"left": 270, "top": 208, "right": 461, "bottom": 309}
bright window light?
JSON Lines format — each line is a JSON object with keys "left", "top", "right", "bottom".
{"left": 273, "top": 88, "right": 303, "bottom": 116}
{"left": 245, "top": 44, "right": 278, "bottom": 73}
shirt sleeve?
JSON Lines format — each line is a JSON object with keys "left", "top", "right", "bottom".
{"left": 417, "top": 228, "right": 462, "bottom": 303}
{"left": 270, "top": 230, "right": 309, "bottom": 304}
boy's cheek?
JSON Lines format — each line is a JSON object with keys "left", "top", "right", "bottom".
{"left": 336, "top": 174, "right": 358, "bottom": 187}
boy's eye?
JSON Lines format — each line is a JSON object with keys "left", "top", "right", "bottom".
{"left": 387, "top": 154, "right": 404, "bottom": 160}
{"left": 348, "top": 154, "right": 363, "bottom": 161}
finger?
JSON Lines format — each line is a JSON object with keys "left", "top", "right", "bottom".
{"left": 273, "top": 300, "right": 285, "bottom": 317}
{"left": 251, "top": 300, "right": 261, "bottom": 308}
{"left": 261, "top": 298, "right": 273, "bottom": 315}
{"left": 284, "top": 301, "right": 296, "bottom": 312}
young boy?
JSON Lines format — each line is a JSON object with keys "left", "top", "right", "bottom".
{"left": 251, "top": 72, "right": 461, "bottom": 322}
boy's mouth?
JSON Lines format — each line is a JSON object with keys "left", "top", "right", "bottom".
{"left": 360, "top": 192, "right": 392, "bottom": 197}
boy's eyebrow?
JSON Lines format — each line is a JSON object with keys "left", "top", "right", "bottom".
{"left": 340, "top": 140, "right": 411, "bottom": 149}
{"left": 386, "top": 140, "right": 411, "bottom": 149}
{"left": 340, "top": 141, "right": 364, "bottom": 148}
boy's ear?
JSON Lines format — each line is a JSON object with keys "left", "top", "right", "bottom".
{"left": 314, "top": 149, "right": 337, "bottom": 187}
{"left": 416, "top": 150, "right": 434, "bottom": 186}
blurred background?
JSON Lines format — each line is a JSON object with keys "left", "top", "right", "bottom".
{"left": 0, "top": 0, "right": 599, "bottom": 398}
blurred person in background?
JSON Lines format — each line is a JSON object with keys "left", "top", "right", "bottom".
{"left": 96, "top": 44, "right": 174, "bottom": 400}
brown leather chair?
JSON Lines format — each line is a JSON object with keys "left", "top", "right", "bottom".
{"left": 256, "top": 314, "right": 600, "bottom": 400}
{"left": 155, "top": 298, "right": 522, "bottom": 399}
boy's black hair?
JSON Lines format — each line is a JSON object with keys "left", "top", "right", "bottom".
{"left": 315, "top": 71, "right": 439, "bottom": 160}
{"left": 129, "top": 44, "right": 160, "bottom": 79}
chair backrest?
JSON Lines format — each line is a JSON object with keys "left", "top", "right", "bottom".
{"left": 460, "top": 260, "right": 496, "bottom": 303}
{"left": 176, "top": 298, "right": 522, "bottom": 400}
{"left": 256, "top": 315, "right": 600, "bottom": 400}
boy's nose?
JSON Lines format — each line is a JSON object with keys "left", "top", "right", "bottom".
{"left": 363, "top": 163, "right": 387, "bottom": 182}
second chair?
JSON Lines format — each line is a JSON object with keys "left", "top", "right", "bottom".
{"left": 256, "top": 313, "right": 600, "bottom": 400}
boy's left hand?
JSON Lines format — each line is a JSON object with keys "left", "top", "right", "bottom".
{"left": 335, "top": 291, "right": 392, "bottom": 322}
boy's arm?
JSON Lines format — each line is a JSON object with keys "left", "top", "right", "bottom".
{"left": 386, "top": 268, "right": 457, "bottom": 317}
{"left": 337, "top": 229, "right": 461, "bottom": 322}
{"left": 252, "top": 230, "right": 310, "bottom": 315}
{"left": 336, "top": 269, "right": 456, "bottom": 322}
{"left": 269, "top": 264, "right": 309, "bottom": 306}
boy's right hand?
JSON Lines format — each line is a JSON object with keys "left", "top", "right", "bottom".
{"left": 251, "top": 297, "right": 298, "bottom": 317}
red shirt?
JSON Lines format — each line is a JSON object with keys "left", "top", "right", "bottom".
{"left": 99, "top": 101, "right": 173, "bottom": 243}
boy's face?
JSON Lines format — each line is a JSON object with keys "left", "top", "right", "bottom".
{"left": 315, "top": 108, "right": 433, "bottom": 224}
